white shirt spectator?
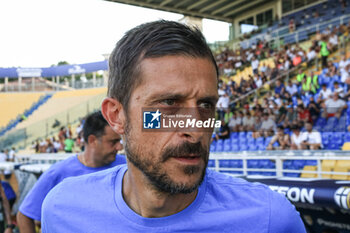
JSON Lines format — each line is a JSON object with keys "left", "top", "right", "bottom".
{"left": 334, "top": 86, "right": 344, "bottom": 97}
{"left": 329, "top": 34, "right": 338, "bottom": 46}
{"left": 260, "top": 118, "right": 276, "bottom": 131}
{"left": 242, "top": 116, "right": 255, "bottom": 127}
{"left": 235, "top": 61, "right": 242, "bottom": 68}
{"left": 291, "top": 133, "right": 304, "bottom": 147}
{"left": 325, "top": 98, "right": 346, "bottom": 114}
{"left": 216, "top": 95, "right": 230, "bottom": 110}
{"left": 284, "top": 60, "right": 291, "bottom": 70}
{"left": 8, "top": 149, "right": 15, "bottom": 160}
{"left": 251, "top": 59, "right": 259, "bottom": 70}
{"left": 301, "top": 130, "right": 322, "bottom": 145}
{"left": 228, "top": 117, "right": 242, "bottom": 128}
{"left": 339, "top": 59, "right": 349, "bottom": 70}
{"left": 341, "top": 69, "right": 349, "bottom": 83}
{"left": 218, "top": 89, "right": 226, "bottom": 96}
{"left": 307, "top": 50, "right": 316, "bottom": 61}
{"left": 319, "top": 88, "right": 332, "bottom": 100}
{"left": 255, "top": 77, "right": 263, "bottom": 88}
{"left": 54, "top": 141, "right": 61, "bottom": 151}
{"left": 286, "top": 83, "right": 298, "bottom": 96}
{"left": 0, "top": 152, "right": 6, "bottom": 162}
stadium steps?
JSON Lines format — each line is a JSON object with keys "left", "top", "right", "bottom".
{"left": 11, "top": 88, "right": 106, "bottom": 145}
{"left": 15, "top": 87, "right": 107, "bottom": 131}
{"left": 0, "top": 92, "right": 43, "bottom": 128}
{"left": 331, "top": 160, "right": 350, "bottom": 180}
{"left": 300, "top": 165, "right": 317, "bottom": 178}
{"left": 0, "top": 94, "right": 52, "bottom": 137}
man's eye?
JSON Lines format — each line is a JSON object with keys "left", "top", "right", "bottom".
{"left": 161, "top": 99, "right": 175, "bottom": 106}
{"left": 199, "top": 102, "right": 214, "bottom": 109}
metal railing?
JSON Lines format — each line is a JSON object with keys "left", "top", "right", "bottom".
{"left": 209, "top": 150, "right": 350, "bottom": 178}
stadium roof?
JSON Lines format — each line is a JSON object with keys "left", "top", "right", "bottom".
{"left": 105, "top": 0, "right": 273, "bottom": 23}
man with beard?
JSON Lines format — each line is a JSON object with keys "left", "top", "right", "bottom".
{"left": 17, "top": 111, "right": 125, "bottom": 233}
{"left": 41, "top": 21, "right": 306, "bottom": 232}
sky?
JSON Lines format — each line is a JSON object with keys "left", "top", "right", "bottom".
{"left": 0, "top": 0, "right": 229, "bottom": 68}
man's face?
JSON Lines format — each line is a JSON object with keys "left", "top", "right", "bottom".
{"left": 94, "top": 126, "right": 123, "bottom": 166}
{"left": 306, "top": 123, "right": 312, "bottom": 132}
{"left": 123, "top": 56, "right": 218, "bottom": 194}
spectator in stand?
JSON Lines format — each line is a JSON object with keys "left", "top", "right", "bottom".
{"left": 308, "top": 97, "right": 321, "bottom": 122}
{"left": 253, "top": 73, "right": 263, "bottom": 88}
{"left": 289, "top": 18, "right": 296, "bottom": 32}
{"left": 286, "top": 80, "right": 298, "bottom": 97}
{"left": 320, "top": 35, "right": 330, "bottom": 68}
{"left": 274, "top": 79, "right": 285, "bottom": 95}
{"left": 307, "top": 71, "right": 319, "bottom": 90}
{"left": 297, "top": 104, "right": 311, "bottom": 125}
{"left": 326, "top": 61, "right": 337, "bottom": 77}
{"left": 307, "top": 47, "right": 317, "bottom": 64}
{"left": 52, "top": 137, "right": 61, "bottom": 153}
{"left": 301, "top": 77, "right": 316, "bottom": 95}
{"left": 216, "top": 92, "right": 230, "bottom": 120}
{"left": 341, "top": 63, "right": 350, "bottom": 85}
{"left": 283, "top": 105, "right": 298, "bottom": 129}
{"left": 267, "top": 126, "right": 290, "bottom": 150}
{"left": 300, "top": 122, "right": 322, "bottom": 150}
{"left": 64, "top": 135, "right": 75, "bottom": 153}
{"left": 322, "top": 92, "right": 347, "bottom": 119}
{"left": 242, "top": 111, "right": 255, "bottom": 132}
{"left": 290, "top": 125, "right": 303, "bottom": 150}
{"left": 215, "top": 120, "right": 230, "bottom": 140}
{"left": 260, "top": 113, "right": 276, "bottom": 137}
{"left": 296, "top": 69, "right": 306, "bottom": 86}
{"left": 333, "top": 82, "right": 344, "bottom": 98}
{"left": 339, "top": 56, "right": 349, "bottom": 71}
{"left": 276, "top": 101, "right": 287, "bottom": 125}
{"left": 318, "top": 84, "right": 333, "bottom": 101}
{"left": 228, "top": 112, "right": 242, "bottom": 132}
{"left": 329, "top": 32, "right": 338, "bottom": 52}
{"left": 292, "top": 52, "right": 302, "bottom": 67}
{"left": 8, "top": 147, "right": 15, "bottom": 162}
{"left": 251, "top": 56, "right": 259, "bottom": 75}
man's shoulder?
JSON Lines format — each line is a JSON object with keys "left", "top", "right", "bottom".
{"left": 42, "top": 155, "right": 78, "bottom": 176}
{"left": 47, "top": 164, "right": 125, "bottom": 195}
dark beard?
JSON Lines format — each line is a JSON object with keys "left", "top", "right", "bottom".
{"left": 124, "top": 124, "right": 209, "bottom": 194}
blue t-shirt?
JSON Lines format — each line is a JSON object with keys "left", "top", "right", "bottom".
{"left": 42, "top": 165, "right": 306, "bottom": 233}
{"left": 19, "top": 154, "right": 126, "bottom": 221}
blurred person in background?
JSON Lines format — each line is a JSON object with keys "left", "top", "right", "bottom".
{"left": 17, "top": 111, "right": 126, "bottom": 233}
{"left": 267, "top": 126, "right": 290, "bottom": 150}
{"left": 291, "top": 125, "right": 304, "bottom": 150}
{"left": 300, "top": 122, "right": 322, "bottom": 150}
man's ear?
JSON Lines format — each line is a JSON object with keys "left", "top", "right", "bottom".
{"left": 87, "top": 134, "right": 97, "bottom": 146}
{"left": 101, "top": 97, "right": 126, "bottom": 135}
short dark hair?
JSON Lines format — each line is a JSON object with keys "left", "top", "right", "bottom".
{"left": 108, "top": 20, "right": 218, "bottom": 113}
{"left": 83, "top": 111, "right": 109, "bottom": 142}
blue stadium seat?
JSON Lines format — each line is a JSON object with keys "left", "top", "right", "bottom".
{"left": 223, "top": 140, "right": 232, "bottom": 152}
{"left": 208, "top": 160, "right": 215, "bottom": 167}
{"left": 210, "top": 141, "right": 216, "bottom": 152}
{"left": 215, "top": 139, "right": 224, "bottom": 152}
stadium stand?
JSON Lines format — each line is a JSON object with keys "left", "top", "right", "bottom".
{"left": 0, "top": 93, "right": 43, "bottom": 128}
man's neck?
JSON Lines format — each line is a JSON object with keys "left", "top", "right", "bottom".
{"left": 78, "top": 150, "right": 101, "bottom": 168}
{"left": 122, "top": 164, "right": 198, "bottom": 218}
